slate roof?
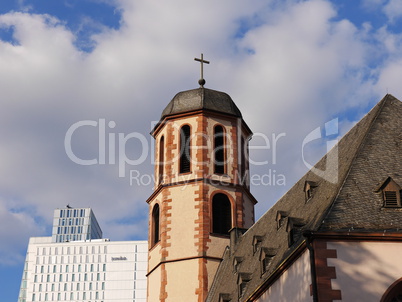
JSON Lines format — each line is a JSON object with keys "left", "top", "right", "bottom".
{"left": 206, "top": 94, "right": 402, "bottom": 302}
{"left": 160, "top": 87, "right": 242, "bottom": 119}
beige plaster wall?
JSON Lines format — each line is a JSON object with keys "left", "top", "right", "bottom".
{"left": 327, "top": 241, "right": 402, "bottom": 301}
{"left": 167, "top": 185, "right": 199, "bottom": 260}
{"left": 208, "top": 236, "right": 230, "bottom": 258}
{"left": 256, "top": 250, "right": 312, "bottom": 302}
{"left": 243, "top": 194, "right": 255, "bottom": 228}
{"left": 147, "top": 265, "right": 161, "bottom": 302}
{"left": 164, "top": 259, "right": 199, "bottom": 301}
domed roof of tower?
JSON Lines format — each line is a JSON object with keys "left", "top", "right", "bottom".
{"left": 161, "top": 87, "right": 242, "bottom": 119}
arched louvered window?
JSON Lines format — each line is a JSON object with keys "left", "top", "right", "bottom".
{"left": 158, "top": 136, "right": 164, "bottom": 184}
{"left": 180, "top": 125, "right": 191, "bottom": 173}
{"left": 214, "top": 125, "right": 225, "bottom": 174}
{"left": 212, "top": 193, "right": 232, "bottom": 235}
{"left": 152, "top": 204, "right": 160, "bottom": 246}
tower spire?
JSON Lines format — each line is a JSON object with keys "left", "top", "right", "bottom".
{"left": 194, "top": 53, "right": 210, "bottom": 87}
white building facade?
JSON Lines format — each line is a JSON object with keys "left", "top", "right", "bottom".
{"left": 18, "top": 208, "right": 147, "bottom": 302}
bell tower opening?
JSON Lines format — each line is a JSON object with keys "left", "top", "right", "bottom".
{"left": 214, "top": 125, "right": 225, "bottom": 174}
{"left": 179, "top": 125, "right": 191, "bottom": 173}
{"left": 151, "top": 204, "right": 160, "bottom": 246}
{"left": 212, "top": 193, "right": 232, "bottom": 235}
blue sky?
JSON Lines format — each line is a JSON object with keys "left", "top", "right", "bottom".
{"left": 2, "top": 0, "right": 402, "bottom": 300}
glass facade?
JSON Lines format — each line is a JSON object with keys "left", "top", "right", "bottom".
{"left": 52, "top": 208, "right": 102, "bottom": 243}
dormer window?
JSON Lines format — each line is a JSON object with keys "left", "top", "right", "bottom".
{"left": 237, "top": 273, "right": 251, "bottom": 298}
{"left": 260, "top": 248, "right": 276, "bottom": 275}
{"left": 384, "top": 191, "right": 400, "bottom": 207}
{"left": 288, "top": 226, "right": 303, "bottom": 246}
{"left": 376, "top": 177, "right": 402, "bottom": 208}
{"left": 276, "top": 211, "right": 288, "bottom": 230}
{"left": 304, "top": 181, "right": 318, "bottom": 202}
{"left": 233, "top": 257, "right": 243, "bottom": 273}
{"left": 287, "top": 218, "right": 305, "bottom": 247}
{"left": 253, "top": 235, "right": 263, "bottom": 254}
{"left": 219, "top": 293, "right": 231, "bottom": 302}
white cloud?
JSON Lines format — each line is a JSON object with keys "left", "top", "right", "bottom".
{"left": 361, "top": 0, "right": 387, "bottom": 11}
{"left": 361, "top": 0, "right": 402, "bottom": 23}
{"left": 0, "top": 200, "right": 45, "bottom": 265}
{"left": 383, "top": 0, "right": 402, "bottom": 23}
{"left": 1, "top": 0, "right": 402, "bottom": 269}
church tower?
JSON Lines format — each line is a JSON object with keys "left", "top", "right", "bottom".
{"left": 146, "top": 56, "right": 256, "bottom": 301}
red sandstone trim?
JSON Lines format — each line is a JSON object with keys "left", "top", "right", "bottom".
{"left": 196, "top": 258, "right": 208, "bottom": 302}
{"left": 158, "top": 188, "right": 172, "bottom": 301}
{"left": 195, "top": 115, "right": 209, "bottom": 178}
{"left": 230, "top": 120, "right": 239, "bottom": 185}
{"left": 160, "top": 263, "right": 167, "bottom": 301}
{"left": 235, "top": 189, "right": 244, "bottom": 228}
{"left": 194, "top": 183, "right": 210, "bottom": 300}
{"left": 165, "top": 122, "right": 176, "bottom": 185}
{"left": 146, "top": 179, "right": 257, "bottom": 204}
{"left": 313, "top": 240, "right": 341, "bottom": 301}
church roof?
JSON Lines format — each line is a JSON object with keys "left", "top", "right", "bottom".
{"left": 207, "top": 94, "right": 402, "bottom": 301}
{"left": 160, "top": 87, "right": 242, "bottom": 119}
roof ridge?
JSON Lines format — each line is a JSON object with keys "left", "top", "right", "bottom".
{"left": 317, "top": 94, "right": 397, "bottom": 230}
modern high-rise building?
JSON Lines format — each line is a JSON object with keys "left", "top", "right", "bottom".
{"left": 18, "top": 207, "right": 147, "bottom": 302}
{"left": 51, "top": 207, "right": 102, "bottom": 243}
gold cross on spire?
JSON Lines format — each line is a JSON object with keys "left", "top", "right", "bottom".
{"left": 194, "top": 53, "right": 210, "bottom": 87}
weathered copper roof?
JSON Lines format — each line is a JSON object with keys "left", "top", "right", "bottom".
{"left": 161, "top": 87, "right": 242, "bottom": 119}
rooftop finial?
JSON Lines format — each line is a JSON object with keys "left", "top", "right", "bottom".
{"left": 194, "top": 53, "right": 209, "bottom": 88}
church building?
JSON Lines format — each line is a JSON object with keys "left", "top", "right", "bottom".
{"left": 146, "top": 56, "right": 402, "bottom": 301}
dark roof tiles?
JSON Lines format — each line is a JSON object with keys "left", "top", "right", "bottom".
{"left": 160, "top": 87, "right": 242, "bottom": 119}
{"left": 207, "top": 94, "right": 402, "bottom": 302}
